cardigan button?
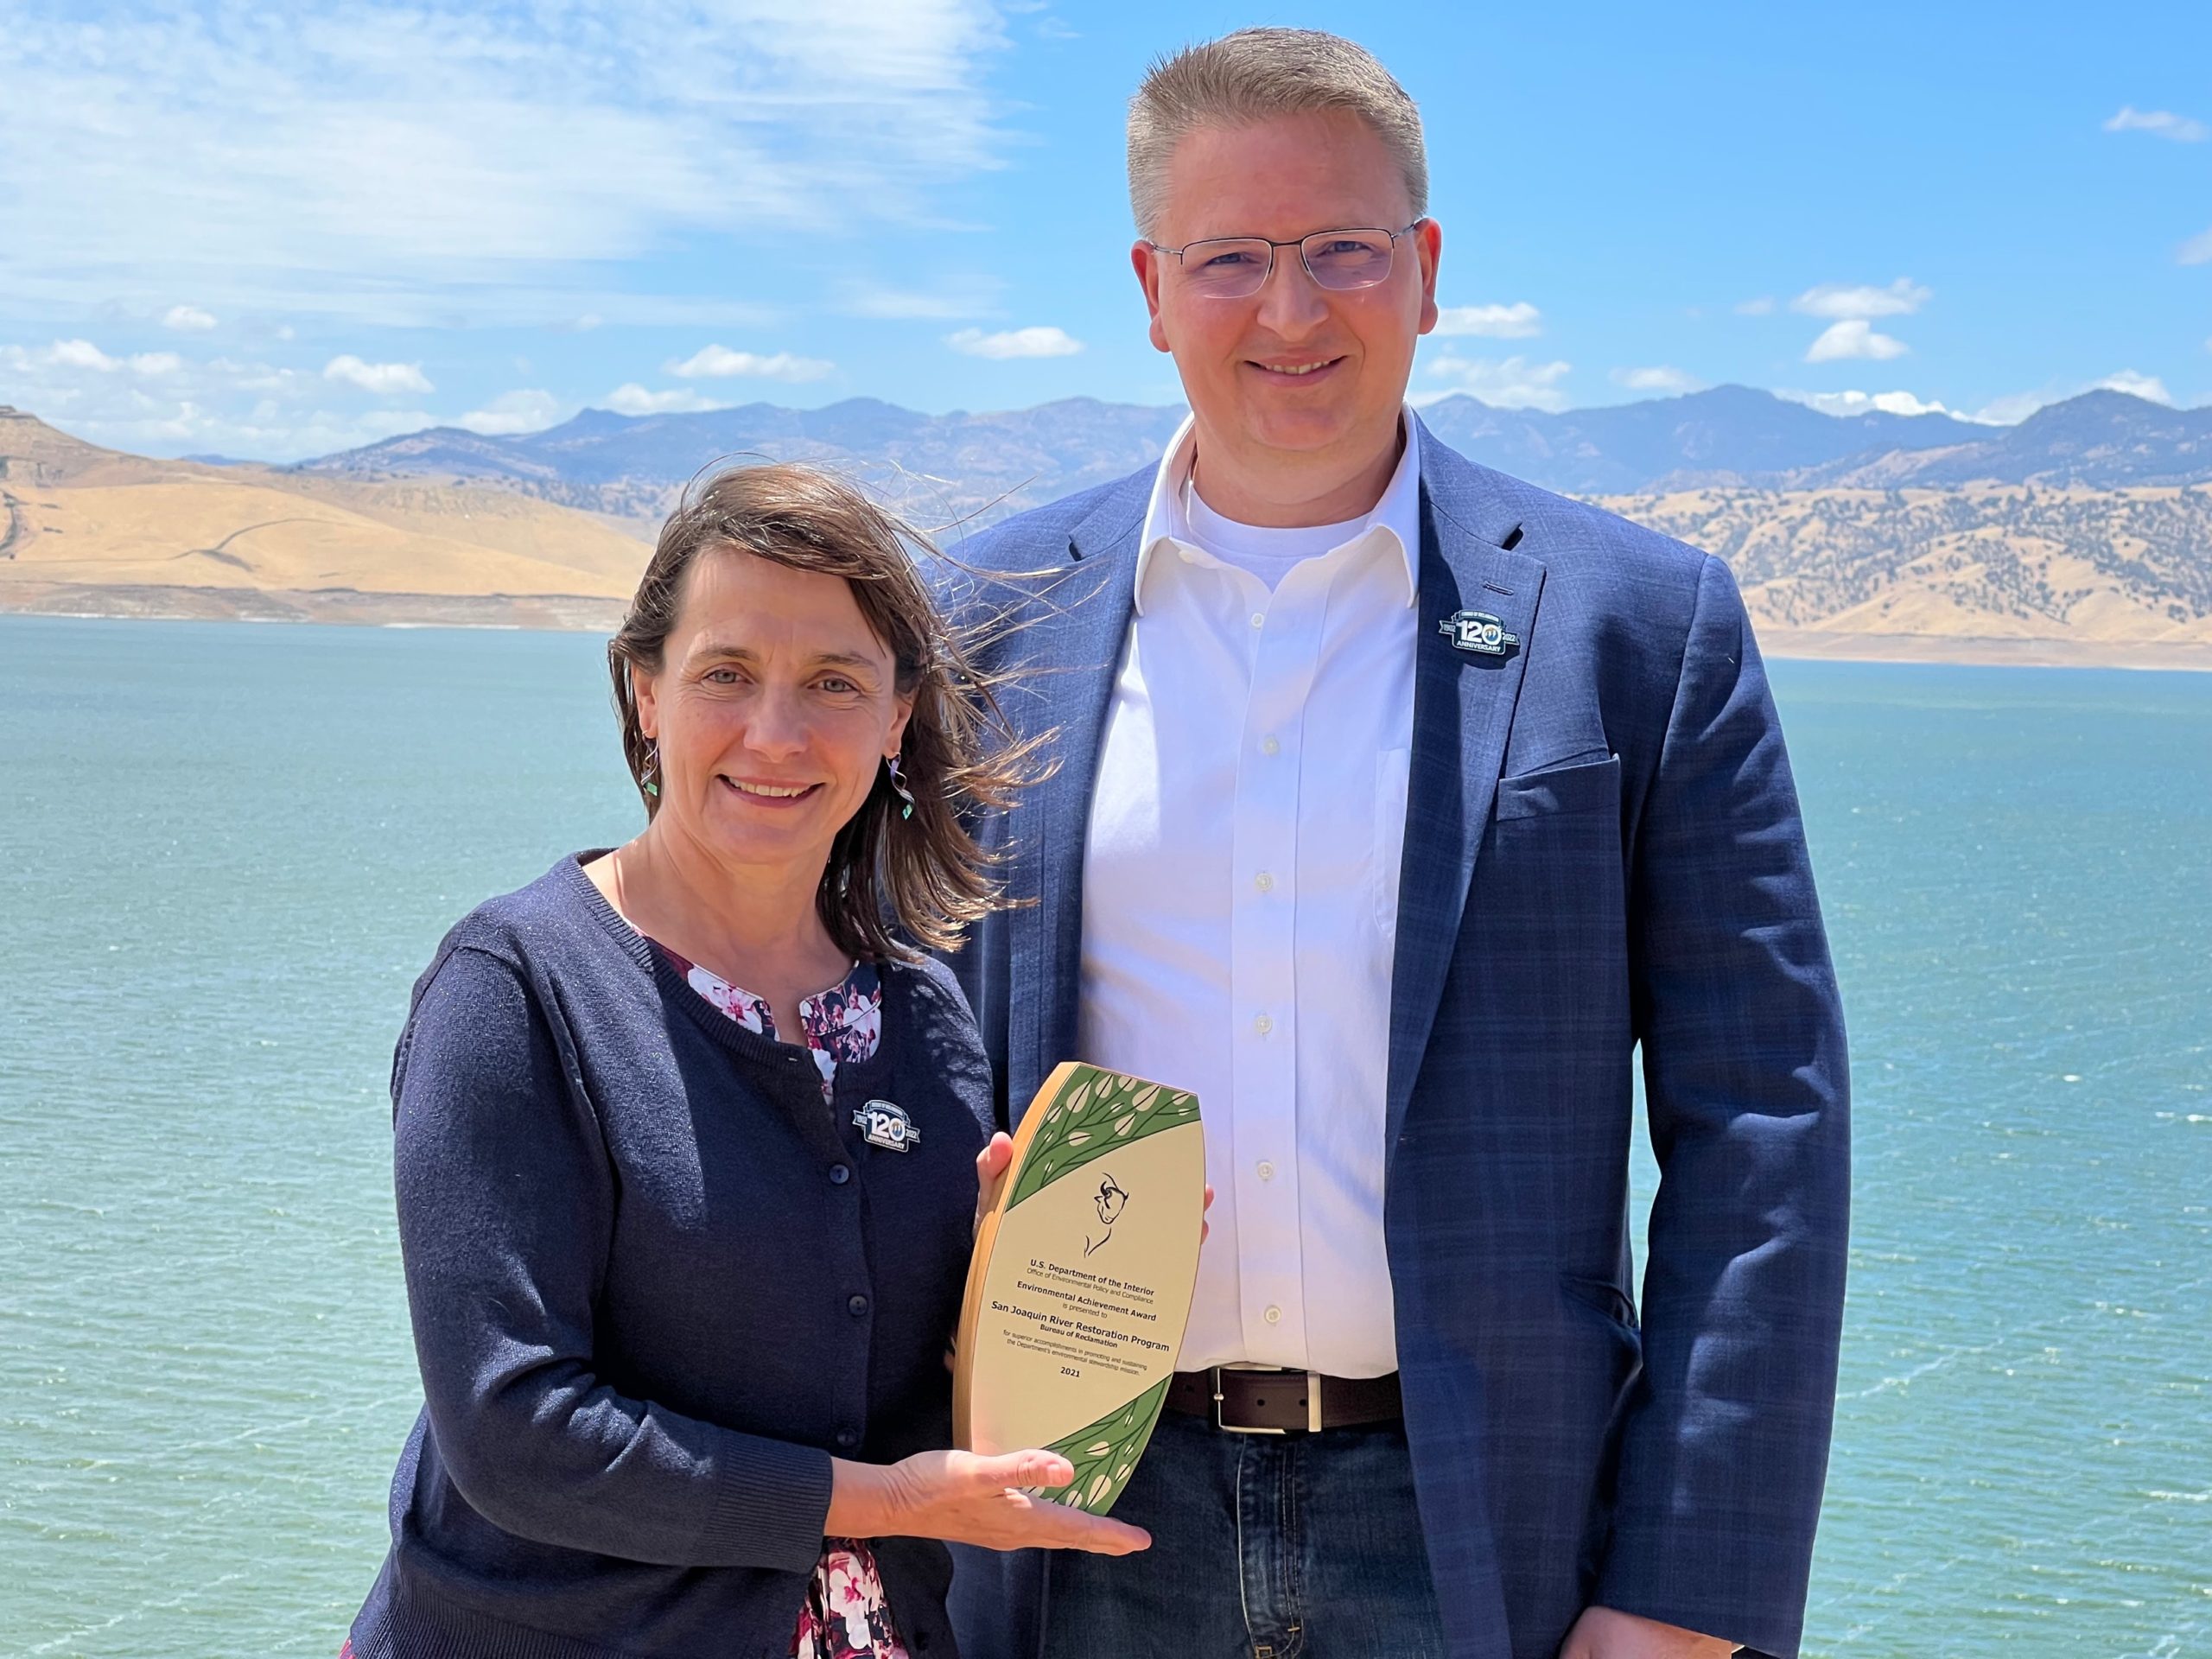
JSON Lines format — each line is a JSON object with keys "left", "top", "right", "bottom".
{"left": 828, "top": 1163, "right": 851, "bottom": 1185}
{"left": 848, "top": 1294, "right": 870, "bottom": 1318}
{"left": 836, "top": 1428, "right": 859, "bottom": 1449}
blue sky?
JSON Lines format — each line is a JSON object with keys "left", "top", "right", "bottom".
{"left": 3, "top": 0, "right": 2207, "bottom": 460}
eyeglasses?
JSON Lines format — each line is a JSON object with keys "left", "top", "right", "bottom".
{"left": 1147, "top": 220, "right": 1426, "bottom": 301}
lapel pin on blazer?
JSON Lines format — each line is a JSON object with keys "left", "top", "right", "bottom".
{"left": 1440, "top": 609, "right": 1519, "bottom": 658}
{"left": 854, "top": 1100, "right": 920, "bottom": 1152}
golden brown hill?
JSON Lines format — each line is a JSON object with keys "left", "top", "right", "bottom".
{"left": 1595, "top": 483, "right": 2212, "bottom": 666}
{"left": 0, "top": 408, "right": 648, "bottom": 626}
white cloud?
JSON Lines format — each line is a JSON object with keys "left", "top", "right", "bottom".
{"left": 1417, "top": 353, "right": 1573, "bottom": 412}
{"left": 946, "top": 326, "right": 1084, "bottom": 359}
{"left": 2096, "top": 370, "right": 2173, "bottom": 404}
{"left": 1778, "top": 388, "right": 1954, "bottom": 419}
{"left": 1792, "top": 279, "right": 1930, "bottom": 321}
{"left": 0, "top": 0, "right": 1011, "bottom": 322}
{"left": 162, "top": 305, "right": 218, "bottom": 332}
{"left": 2177, "top": 227, "right": 2212, "bottom": 266}
{"left": 1611, "top": 365, "right": 1703, "bottom": 394}
{"left": 838, "top": 279, "right": 1001, "bottom": 320}
{"left": 0, "top": 342, "right": 441, "bottom": 460}
{"left": 1967, "top": 371, "right": 2186, "bottom": 425}
{"left": 50, "top": 338, "right": 121, "bottom": 372}
{"left": 1806, "top": 320, "right": 1910, "bottom": 363}
{"left": 1734, "top": 296, "right": 1776, "bottom": 316}
{"left": 2105, "top": 106, "right": 2209, "bottom": 142}
{"left": 1968, "top": 391, "right": 2050, "bottom": 426}
{"left": 604, "top": 384, "right": 730, "bottom": 416}
{"left": 1433, "top": 302, "right": 1541, "bottom": 340}
{"left": 667, "top": 345, "right": 836, "bottom": 382}
{"left": 18, "top": 338, "right": 185, "bottom": 377}
{"left": 457, "top": 388, "right": 566, "bottom": 435}
{"left": 324, "top": 354, "right": 435, "bottom": 395}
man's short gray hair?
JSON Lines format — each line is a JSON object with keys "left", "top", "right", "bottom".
{"left": 1127, "top": 29, "right": 1427, "bottom": 239}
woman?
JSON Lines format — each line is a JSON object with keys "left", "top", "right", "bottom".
{"left": 346, "top": 463, "right": 1147, "bottom": 1659}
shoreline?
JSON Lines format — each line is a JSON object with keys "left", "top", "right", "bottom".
{"left": 0, "top": 581, "right": 626, "bottom": 632}
{"left": 4, "top": 582, "right": 2210, "bottom": 673}
{"left": 1751, "top": 628, "right": 2212, "bottom": 674}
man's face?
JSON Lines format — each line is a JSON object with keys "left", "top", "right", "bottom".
{"left": 1133, "top": 110, "right": 1440, "bottom": 481}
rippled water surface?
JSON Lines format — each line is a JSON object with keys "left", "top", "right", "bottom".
{"left": 2, "top": 616, "right": 2207, "bottom": 1656}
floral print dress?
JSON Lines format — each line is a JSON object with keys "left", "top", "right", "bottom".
{"left": 652, "top": 942, "right": 910, "bottom": 1659}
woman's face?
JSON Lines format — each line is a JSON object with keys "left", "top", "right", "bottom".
{"left": 633, "top": 548, "right": 913, "bottom": 881}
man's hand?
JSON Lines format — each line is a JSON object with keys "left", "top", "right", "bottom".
{"left": 1560, "top": 1607, "right": 1733, "bottom": 1659}
{"left": 973, "top": 1132, "right": 1017, "bottom": 1236}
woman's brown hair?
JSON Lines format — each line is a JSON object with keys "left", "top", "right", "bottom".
{"left": 607, "top": 461, "right": 1041, "bottom": 961}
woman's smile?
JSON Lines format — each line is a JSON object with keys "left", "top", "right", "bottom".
{"left": 718, "top": 773, "right": 825, "bottom": 808}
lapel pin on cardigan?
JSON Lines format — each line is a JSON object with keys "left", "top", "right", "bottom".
{"left": 854, "top": 1099, "right": 921, "bottom": 1151}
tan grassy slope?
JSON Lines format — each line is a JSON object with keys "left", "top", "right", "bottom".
{"left": 1594, "top": 483, "right": 2212, "bottom": 649}
{"left": 0, "top": 408, "right": 648, "bottom": 617}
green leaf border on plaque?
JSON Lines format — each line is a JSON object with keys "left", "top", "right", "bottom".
{"left": 1025, "top": 1375, "right": 1175, "bottom": 1514}
{"left": 1007, "top": 1066, "right": 1199, "bottom": 1210}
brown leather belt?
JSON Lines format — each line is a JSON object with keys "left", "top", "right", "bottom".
{"left": 1166, "top": 1367, "right": 1403, "bottom": 1434}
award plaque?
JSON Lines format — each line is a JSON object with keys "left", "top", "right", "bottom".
{"left": 953, "top": 1062, "right": 1204, "bottom": 1515}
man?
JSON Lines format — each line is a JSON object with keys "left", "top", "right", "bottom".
{"left": 942, "top": 28, "right": 1848, "bottom": 1659}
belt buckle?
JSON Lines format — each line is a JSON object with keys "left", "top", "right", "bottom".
{"left": 1210, "top": 1367, "right": 1324, "bottom": 1435}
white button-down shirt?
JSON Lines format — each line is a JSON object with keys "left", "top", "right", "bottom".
{"left": 1076, "top": 413, "right": 1420, "bottom": 1376}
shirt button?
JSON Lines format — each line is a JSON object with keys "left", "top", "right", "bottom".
{"left": 1254, "top": 871, "right": 1274, "bottom": 893}
{"left": 1249, "top": 612, "right": 1266, "bottom": 630}
{"left": 847, "top": 1294, "right": 870, "bottom": 1318}
{"left": 1263, "top": 1304, "right": 1283, "bottom": 1325}
{"left": 1261, "top": 736, "right": 1281, "bottom": 756}
{"left": 1253, "top": 1014, "right": 1274, "bottom": 1036}
{"left": 1256, "top": 1160, "right": 1275, "bottom": 1182}
{"left": 828, "top": 1163, "right": 851, "bottom": 1185}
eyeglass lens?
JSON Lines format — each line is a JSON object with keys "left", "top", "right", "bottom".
{"left": 1178, "top": 230, "right": 1398, "bottom": 298}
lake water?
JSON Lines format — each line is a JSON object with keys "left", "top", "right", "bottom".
{"left": 1, "top": 614, "right": 2206, "bottom": 1657}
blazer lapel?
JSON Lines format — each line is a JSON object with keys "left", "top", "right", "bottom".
{"left": 1386, "top": 469, "right": 1547, "bottom": 1157}
{"left": 1003, "top": 480, "right": 1145, "bottom": 1118}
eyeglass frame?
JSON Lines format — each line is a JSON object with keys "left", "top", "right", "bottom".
{"left": 1143, "top": 219, "right": 1430, "bottom": 298}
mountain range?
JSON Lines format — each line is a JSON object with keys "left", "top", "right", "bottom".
{"left": 288, "top": 385, "right": 2212, "bottom": 526}
{"left": 5, "top": 391, "right": 2209, "bottom": 664}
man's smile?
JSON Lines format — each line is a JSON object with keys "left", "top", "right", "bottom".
{"left": 1247, "top": 353, "right": 1348, "bottom": 382}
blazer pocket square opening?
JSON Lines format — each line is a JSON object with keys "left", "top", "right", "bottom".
{"left": 1495, "top": 753, "right": 1621, "bottom": 821}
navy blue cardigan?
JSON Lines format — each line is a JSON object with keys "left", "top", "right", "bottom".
{"left": 349, "top": 855, "right": 993, "bottom": 1659}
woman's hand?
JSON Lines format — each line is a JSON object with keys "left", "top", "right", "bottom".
{"left": 826, "top": 1449, "right": 1151, "bottom": 1554}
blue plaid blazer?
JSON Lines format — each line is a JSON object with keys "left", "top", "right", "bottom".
{"left": 938, "top": 426, "right": 1850, "bottom": 1659}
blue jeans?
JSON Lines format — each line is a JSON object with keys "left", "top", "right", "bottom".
{"left": 1042, "top": 1406, "right": 1448, "bottom": 1658}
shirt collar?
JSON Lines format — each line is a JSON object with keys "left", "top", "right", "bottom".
{"left": 1134, "top": 407, "right": 1423, "bottom": 616}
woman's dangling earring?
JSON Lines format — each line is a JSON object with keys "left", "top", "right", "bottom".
{"left": 884, "top": 754, "right": 916, "bottom": 821}
{"left": 640, "top": 741, "right": 661, "bottom": 798}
